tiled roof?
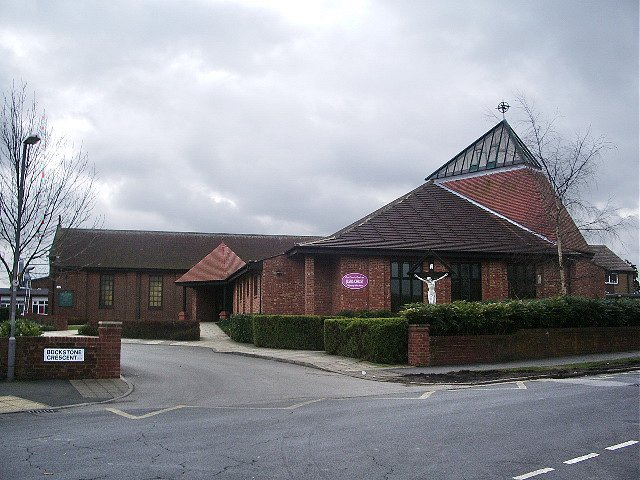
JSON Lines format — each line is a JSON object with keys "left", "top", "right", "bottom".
{"left": 589, "top": 245, "right": 635, "bottom": 272}
{"left": 51, "top": 229, "right": 319, "bottom": 271}
{"left": 440, "top": 167, "right": 590, "bottom": 253}
{"left": 427, "top": 120, "right": 541, "bottom": 180}
{"left": 300, "top": 182, "right": 557, "bottom": 255}
{"left": 176, "top": 243, "right": 247, "bottom": 283}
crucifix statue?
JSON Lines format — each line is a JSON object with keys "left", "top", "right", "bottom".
{"left": 408, "top": 251, "right": 451, "bottom": 305}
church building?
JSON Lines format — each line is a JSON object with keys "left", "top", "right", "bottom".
{"left": 48, "top": 120, "right": 605, "bottom": 323}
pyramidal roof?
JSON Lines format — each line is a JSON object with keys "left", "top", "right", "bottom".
{"left": 427, "top": 119, "right": 541, "bottom": 180}
{"left": 298, "top": 120, "right": 590, "bottom": 256}
{"left": 176, "top": 242, "right": 246, "bottom": 283}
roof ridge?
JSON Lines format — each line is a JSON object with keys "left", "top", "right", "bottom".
{"left": 61, "top": 227, "right": 319, "bottom": 239}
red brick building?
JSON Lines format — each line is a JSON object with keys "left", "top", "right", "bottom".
{"left": 49, "top": 120, "right": 607, "bottom": 323}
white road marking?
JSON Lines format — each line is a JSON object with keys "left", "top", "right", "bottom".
{"left": 606, "top": 440, "right": 639, "bottom": 451}
{"left": 285, "top": 398, "right": 325, "bottom": 409}
{"left": 470, "top": 381, "right": 527, "bottom": 391}
{"left": 513, "top": 467, "right": 555, "bottom": 479}
{"left": 106, "top": 405, "right": 187, "bottom": 419}
{"left": 563, "top": 452, "right": 599, "bottom": 464}
{"left": 539, "top": 378, "right": 632, "bottom": 387}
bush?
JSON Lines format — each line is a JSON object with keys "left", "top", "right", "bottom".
{"left": 0, "top": 318, "right": 43, "bottom": 337}
{"left": 122, "top": 321, "right": 200, "bottom": 341}
{"left": 0, "top": 308, "right": 9, "bottom": 322}
{"left": 401, "top": 297, "right": 640, "bottom": 335}
{"left": 78, "top": 323, "right": 99, "bottom": 336}
{"left": 228, "top": 314, "right": 254, "bottom": 343}
{"left": 324, "top": 317, "right": 408, "bottom": 364}
{"left": 252, "top": 315, "right": 325, "bottom": 350}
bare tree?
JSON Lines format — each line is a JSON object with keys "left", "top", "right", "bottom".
{"left": 0, "top": 81, "right": 98, "bottom": 286}
{"left": 516, "top": 94, "right": 626, "bottom": 295}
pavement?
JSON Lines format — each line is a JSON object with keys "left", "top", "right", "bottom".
{"left": 1, "top": 322, "right": 638, "bottom": 414}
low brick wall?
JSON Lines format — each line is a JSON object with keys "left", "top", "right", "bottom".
{"left": 408, "top": 325, "right": 640, "bottom": 366}
{"left": 0, "top": 321, "right": 122, "bottom": 380}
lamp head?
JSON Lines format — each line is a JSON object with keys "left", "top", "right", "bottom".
{"left": 23, "top": 135, "right": 41, "bottom": 145}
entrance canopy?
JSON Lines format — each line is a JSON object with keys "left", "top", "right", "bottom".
{"left": 176, "top": 242, "right": 245, "bottom": 285}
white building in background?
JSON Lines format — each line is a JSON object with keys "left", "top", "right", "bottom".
{"left": 0, "top": 287, "right": 49, "bottom": 315}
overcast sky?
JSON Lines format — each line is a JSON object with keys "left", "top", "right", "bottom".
{"left": 1, "top": 0, "right": 638, "bottom": 283}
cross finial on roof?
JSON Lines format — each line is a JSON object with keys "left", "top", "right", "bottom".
{"left": 497, "top": 101, "right": 510, "bottom": 119}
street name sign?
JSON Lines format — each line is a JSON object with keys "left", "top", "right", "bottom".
{"left": 44, "top": 348, "right": 85, "bottom": 362}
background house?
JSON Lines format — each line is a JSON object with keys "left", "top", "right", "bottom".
{"left": 590, "top": 244, "right": 637, "bottom": 296}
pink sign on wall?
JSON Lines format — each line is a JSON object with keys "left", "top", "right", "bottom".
{"left": 342, "top": 272, "right": 369, "bottom": 290}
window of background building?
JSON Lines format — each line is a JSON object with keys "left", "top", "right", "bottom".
{"left": 32, "top": 299, "right": 48, "bottom": 315}
{"left": 99, "top": 274, "right": 114, "bottom": 308}
{"left": 451, "top": 263, "right": 482, "bottom": 301}
{"left": 149, "top": 275, "right": 163, "bottom": 308}
{"left": 606, "top": 272, "right": 619, "bottom": 285}
{"left": 507, "top": 264, "right": 537, "bottom": 299}
{"left": 391, "top": 261, "right": 424, "bottom": 311}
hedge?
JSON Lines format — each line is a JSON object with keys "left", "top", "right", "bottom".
{"left": 79, "top": 320, "right": 200, "bottom": 340}
{"left": 0, "top": 308, "right": 9, "bottom": 322}
{"left": 324, "top": 317, "right": 408, "bottom": 364}
{"left": 228, "top": 314, "right": 254, "bottom": 343}
{"left": 336, "top": 310, "right": 399, "bottom": 318}
{"left": 122, "top": 321, "right": 200, "bottom": 340}
{"left": 252, "top": 315, "right": 325, "bottom": 350}
{"left": 401, "top": 297, "right": 640, "bottom": 335}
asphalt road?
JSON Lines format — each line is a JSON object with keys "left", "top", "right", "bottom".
{"left": 1, "top": 344, "right": 638, "bottom": 479}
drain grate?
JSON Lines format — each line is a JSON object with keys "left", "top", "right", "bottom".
{"left": 28, "top": 409, "right": 56, "bottom": 414}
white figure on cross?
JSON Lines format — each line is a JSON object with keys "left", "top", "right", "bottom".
{"left": 414, "top": 264, "right": 449, "bottom": 304}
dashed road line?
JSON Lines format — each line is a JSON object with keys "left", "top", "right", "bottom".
{"left": 563, "top": 452, "right": 599, "bottom": 464}
{"left": 606, "top": 440, "right": 638, "bottom": 450}
{"left": 513, "top": 467, "right": 555, "bottom": 479}
{"left": 513, "top": 439, "right": 638, "bottom": 479}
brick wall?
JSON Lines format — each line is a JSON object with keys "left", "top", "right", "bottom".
{"left": 334, "top": 256, "right": 390, "bottom": 312}
{"left": 261, "top": 255, "right": 306, "bottom": 314}
{"left": 0, "top": 321, "right": 122, "bottom": 380}
{"left": 408, "top": 326, "right": 640, "bottom": 366}
{"left": 570, "top": 259, "right": 605, "bottom": 298}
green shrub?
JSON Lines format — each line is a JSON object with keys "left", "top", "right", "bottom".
{"left": 217, "top": 317, "right": 231, "bottom": 335}
{"left": 401, "top": 297, "right": 640, "bottom": 335}
{"left": 252, "top": 315, "right": 325, "bottom": 350}
{"left": 122, "top": 321, "right": 200, "bottom": 341}
{"left": 78, "top": 323, "right": 99, "bottom": 336}
{"left": 0, "top": 308, "right": 9, "bottom": 322}
{"left": 324, "top": 317, "right": 408, "bottom": 364}
{"left": 337, "top": 310, "right": 398, "bottom": 318}
{"left": 228, "top": 314, "right": 254, "bottom": 343}
{"left": 0, "top": 319, "right": 43, "bottom": 337}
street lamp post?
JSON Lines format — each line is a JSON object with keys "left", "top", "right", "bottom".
{"left": 7, "top": 134, "right": 40, "bottom": 382}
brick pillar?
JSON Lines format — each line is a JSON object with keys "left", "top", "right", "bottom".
{"left": 304, "top": 256, "right": 315, "bottom": 315}
{"left": 97, "top": 321, "right": 122, "bottom": 378}
{"left": 408, "top": 324, "right": 430, "bottom": 366}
